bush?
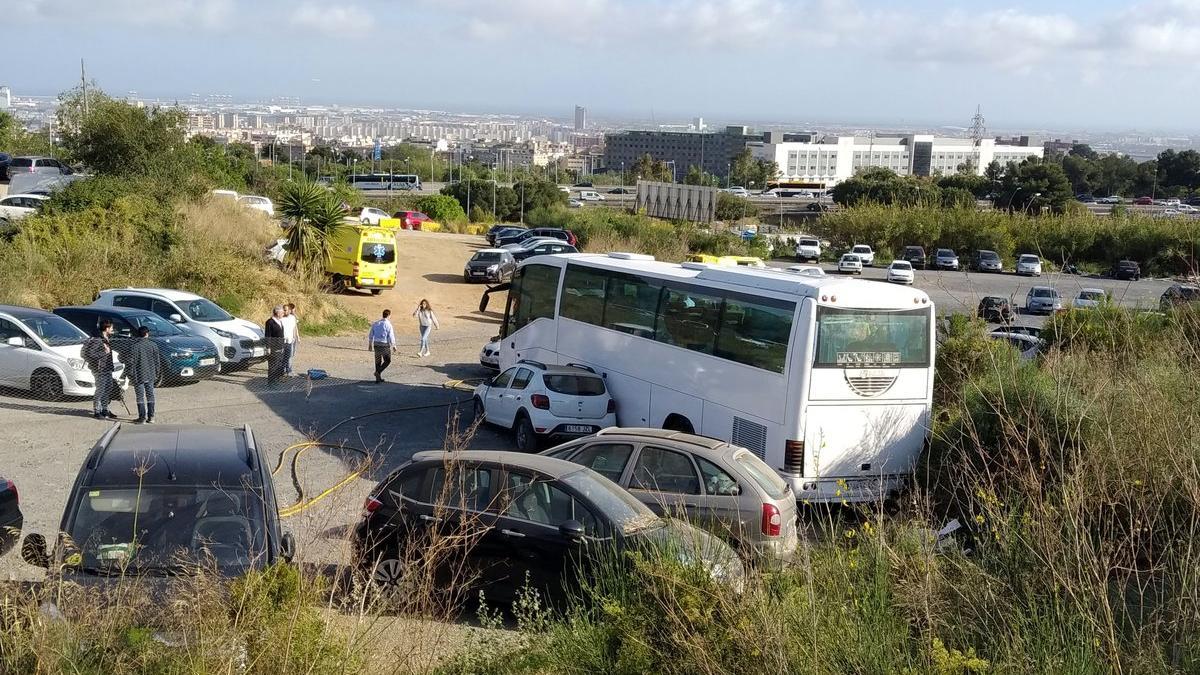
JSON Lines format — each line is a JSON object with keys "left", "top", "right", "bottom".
{"left": 715, "top": 193, "right": 758, "bottom": 221}
{"left": 414, "top": 194, "right": 467, "bottom": 224}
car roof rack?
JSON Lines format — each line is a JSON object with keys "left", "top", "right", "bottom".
{"left": 86, "top": 423, "right": 123, "bottom": 469}
{"left": 516, "top": 359, "right": 547, "bottom": 370}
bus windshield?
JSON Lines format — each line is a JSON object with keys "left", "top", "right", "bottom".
{"left": 814, "top": 306, "right": 930, "bottom": 368}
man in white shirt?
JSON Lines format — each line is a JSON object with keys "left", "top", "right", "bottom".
{"left": 281, "top": 302, "right": 299, "bottom": 376}
{"left": 367, "top": 309, "right": 396, "bottom": 383}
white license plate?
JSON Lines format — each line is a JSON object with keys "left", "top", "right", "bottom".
{"left": 563, "top": 425, "right": 593, "bottom": 434}
{"left": 199, "top": 358, "right": 216, "bottom": 366}
{"left": 360, "top": 278, "right": 375, "bottom": 285}
{"left": 252, "top": 348, "right": 265, "bottom": 357}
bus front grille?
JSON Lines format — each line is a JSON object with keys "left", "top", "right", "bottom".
{"left": 844, "top": 371, "right": 897, "bottom": 397}
{"left": 732, "top": 417, "right": 768, "bottom": 460}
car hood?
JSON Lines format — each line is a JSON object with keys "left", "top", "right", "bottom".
{"left": 44, "top": 343, "right": 85, "bottom": 360}
{"left": 193, "top": 318, "right": 264, "bottom": 338}
{"left": 155, "top": 335, "right": 219, "bottom": 352}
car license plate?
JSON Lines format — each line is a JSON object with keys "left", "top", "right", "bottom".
{"left": 252, "top": 348, "right": 265, "bottom": 357}
{"left": 199, "top": 358, "right": 216, "bottom": 366}
{"left": 360, "top": 278, "right": 375, "bottom": 285}
{"left": 563, "top": 425, "right": 593, "bottom": 434}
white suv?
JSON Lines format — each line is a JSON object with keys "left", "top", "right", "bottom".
{"left": 92, "top": 288, "right": 266, "bottom": 370}
{"left": 794, "top": 237, "right": 821, "bottom": 262}
{"left": 850, "top": 244, "right": 875, "bottom": 266}
{"left": 0, "top": 305, "right": 126, "bottom": 399}
{"left": 473, "top": 361, "right": 617, "bottom": 452}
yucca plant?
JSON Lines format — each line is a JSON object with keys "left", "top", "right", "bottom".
{"left": 278, "top": 181, "right": 347, "bottom": 276}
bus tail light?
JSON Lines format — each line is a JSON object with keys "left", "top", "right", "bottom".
{"left": 784, "top": 440, "right": 805, "bottom": 474}
{"left": 606, "top": 399, "right": 616, "bottom": 414}
{"left": 531, "top": 394, "right": 550, "bottom": 410}
{"left": 761, "top": 503, "right": 782, "bottom": 537}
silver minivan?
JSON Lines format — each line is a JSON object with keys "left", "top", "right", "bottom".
{"left": 543, "top": 428, "right": 799, "bottom": 562}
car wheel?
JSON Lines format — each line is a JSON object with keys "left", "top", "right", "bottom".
{"left": 330, "top": 275, "right": 347, "bottom": 294}
{"left": 31, "top": 369, "right": 63, "bottom": 400}
{"left": 515, "top": 413, "right": 538, "bottom": 452}
{"left": 370, "top": 289, "right": 382, "bottom": 296}
{"left": 369, "top": 555, "right": 406, "bottom": 592}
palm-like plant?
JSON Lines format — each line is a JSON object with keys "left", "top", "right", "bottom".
{"left": 278, "top": 181, "right": 346, "bottom": 275}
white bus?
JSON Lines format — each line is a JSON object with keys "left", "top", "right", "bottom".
{"left": 483, "top": 252, "right": 935, "bottom": 503}
{"left": 348, "top": 173, "right": 422, "bottom": 191}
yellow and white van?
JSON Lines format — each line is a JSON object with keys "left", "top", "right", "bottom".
{"left": 326, "top": 225, "right": 397, "bottom": 295}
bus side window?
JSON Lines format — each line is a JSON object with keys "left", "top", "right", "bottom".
{"left": 656, "top": 287, "right": 719, "bottom": 355}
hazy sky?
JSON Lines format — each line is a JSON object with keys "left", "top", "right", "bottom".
{"left": 7, "top": 0, "right": 1200, "bottom": 132}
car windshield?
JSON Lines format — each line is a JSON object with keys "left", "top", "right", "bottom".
{"left": 544, "top": 374, "right": 606, "bottom": 395}
{"left": 1079, "top": 291, "right": 1105, "bottom": 301}
{"left": 1032, "top": 288, "right": 1058, "bottom": 298}
{"left": 905, "top": 247, "right": 922, "bottom": 254}
{"left": 852, "top": 246, "right": 871, "bottom": 253}
{"left": 891, "top": 262, "right": 911, "bottom": 270}
{"left": 938, "top": 250, "right": 955, "bottom": 257}
{"left": 815, "top": 306, "right": 931, "bottom": 367}
{"left": 979, "top": 251, "right": 999, "bottom": 260}
{"left": 733, "top": 451, "right": 788, "bottom": 500}
{"left": 126, "top": 313, "right": 184, "bottom": 337}
{"left": 183, "top": 298, "right": 234, "bottom": 323}
{"left": 982, "top": 297, "right": 1006, "bottom": 307}
{"left": 1019, "top": 255, "right": 1040, "bottom": 264}
{"left": 64, "top": 487, "right": 266, "bottom": 576}
{"left": 560, "top": 469, "right": 660, "bottom": 534}
{"left": 20, "top": 315, "right": 87, "bottom": 346}
{"left": 1118, "top": 261, "right": 1138, "bottom": 269}
{"left": 799, "top": 239, "right": 819, "bottom": 247}
{"left": 473, "top": 252, "right": 503, "bottom": 263}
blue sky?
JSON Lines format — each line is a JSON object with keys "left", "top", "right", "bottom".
{"left": 7, "top": 0, "right": 1200, "bottom": 132}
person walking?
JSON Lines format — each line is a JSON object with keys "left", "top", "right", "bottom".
{"left": 367, "top": 309, "right": 396, "bottom": 383}
{"left": 127, "top": 326, "right": 161, "bottom": 424}
{"left": 82, "top": 319, "right": 117, "bottom": 420}
{"left": 281, "top": 302, "right": 299, "bottom": 376}
{"left": 265, "top": 306, "right": 286, "bottom": 384}
{"left": 412, "top": 299, "right": 439, "bottom": 357}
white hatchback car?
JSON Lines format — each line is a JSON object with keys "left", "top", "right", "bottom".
{"left": 473, "top": 361, "right": 617, "bottom": 452}
{"left": 850, "top": 244, "right": 875, "bottom": 266}
{"left": 837, "top": 253, "right": 863, "bottom": 275}
{"left": 794, "top": 237, "right": 821, "bottom": 262}
{"left": 886, "top": 260, "right": 915, "bottom": 284}
{"left": 1016, "top": 254, "right": 1043, "bottom": 276}
{"left": 1074, "top": 288, "right": 1108, "bottom": 309}
{"left": 0, "top": 193, "right": 49, "bottom": 224}
{"left": 0, "top": 305, "right": 126, "bottom": 399}
{"left": 351, "top": 207, "right": 390, "bottom": 225}
{"left": 238, "top": 195, "right": 275, "bottom": 217}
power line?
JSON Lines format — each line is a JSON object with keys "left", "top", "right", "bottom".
{"left": 969, "top": 104, "right": 987, "bottom": 142}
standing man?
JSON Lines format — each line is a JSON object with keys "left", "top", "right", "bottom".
{"left": 127, "top": 326, "right": 161, "bottom": 424}
{"left": 82, "top": 319, "right": 117, "bottom": 420}
{"left": 367, "top": 309, "right": 396, "bottom": 383}
{"left": 281, "top": 302, "right": 299, "bottom": 376}
{"left": 265, "top": 306, "right": 286, "bottom": 384}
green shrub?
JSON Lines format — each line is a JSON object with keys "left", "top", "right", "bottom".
{"left": 415, "top": 194, "right": 467, "bottom": 224}
{"left": 715, "top": 193, "right": 757, "bottom": 221}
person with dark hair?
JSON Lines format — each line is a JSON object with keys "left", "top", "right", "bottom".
{"left": 412, "top": 299, "right": 439, "bottom": 357}
{"left": 126, "top": 325, "right": 161, "bottom": 424}
{"left": 367, "top": 309, "right": 396, "bottom": 383}
{"left": 264, "top": 306, "right": 286, "bottom": 384}
{"left": 282, "top": 302, "right": 299, "bottom": 376}
{"left": 82, "top": 319, "right": 116, "bottom": 419}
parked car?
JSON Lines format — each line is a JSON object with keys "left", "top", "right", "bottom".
{"left": 1111, "top": 260, "right": 1141, "bottom": 280}
{"left": 212, "top": 189, "right": 239, "bottom": 201}
{"left": 849, "top": 245, "right": 875, "bottom": 266}
{"left": 1073, "top": 288, "right": 1108, "bottom": 309}
{"left": 1133, "top": 196, "right": 1154, "bottom": 205}
{"left": 1160, "top": 284, "right": 1200, "bottom": 312}
{"left": 0, "top": 152, "right": 10, "bottom": 181}
{"left": 542, "top": 428, "right": 799, "bottom": 562}
{"left": 977, "top": 296, "right": 1015, "bottom": 323}
{"left": 513, "top": 241, "right": 578, "bottom": 262}
{"left": 988, "top": 332, "right": 1044, "bottom": 360}
{"left": 0, "top": 305, "right": 126, "bottom": 399}
{"left": 902, "top": 246, "right": 926, "bottom": 269}
{"left": 0, "top": 476, "right": 23, "bottom": 556}
{"left": 463, "top": 249, "right": 517, "bottom": 284}
{"left": 479, "top": 337, "right": 501, "bottom": 370}
{"left": 496, "top": 227, "right": 575, "bottom": 248}
{"left": 837, "top": 253, "right": 863, "bottom": 274}
{"left": 567, "top": 199, "right": 583, "bottom": 208}
{"left": 1184, "top": 196, "right": 1200, "bottom": 206}
{"left": 886, "top": 260, "right": 915, "bottom": 284}
{"left": 723, "top": 186, "right": 751, "bottom": 198}
{"left": 608, "top": 187, "right": 635, "bottom": 195}
{"left": 487, "top": 225, "right": 526, "bottom": 246}
{"left": 972, "top": 250, "right": 1004, "bottom": 273}
{"left": 21, "top": 424, "right": 294, "bottom": 581}
{"left": 1075, "top": 194, "right": 1096, "bottom": 203}
{"left": 92, "top": 288, "right": 267, "bottom": 371}
{"left": 718, "top": 255, "right": 765, "bottom": 268}
{"left": 784, "top": 265, "right": 825, "bottom": 278}
{"left": 1174, "top": 204, "right": 1199, "bottom": 213}
{"left": 349, "top": 206, "right": 389, "bottom": 225}
{"left": 933, "top": 248, "right": 960, "bottom": 271}
{"left": 392, "top": 210, "right": 435, "bottom": 230}
{"left": 794, "top": 237, "right": 822, "bottom": 262}
{"left": 237, "top": 195, "right": 275, "bottom": 217}
{"left": 1003, "top": 324, "right": 1043, "bottom": 339}
{"left": 1025, "top": 286, "right": 1063, "bottom": 314}
{"left": 53, "top": 306, "right": 220, "bottom": 385}
{"left": 0, "top": 193, "right": 49, "bottom": 225}
{"left": 5, "top": 156, "right": 72, "bottom": 179}
{"left": 473, "top": 361, "right": 617, "bottom": 452}
{"left": 1016, "top": 254, "right": 1043, "bottom": 276}
{"left": 501, "top": 237, "right": 561, "bottom": 255}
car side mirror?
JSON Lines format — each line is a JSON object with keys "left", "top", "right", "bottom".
{"left": 169, "top": 314, "right": 184, "bottom": 324}
{"left": 5, "top": 336, "right": 24, "bottom": 348}
{"left": 21, "top": 533, "right": 49, "bottom": 568}
{"left": 559, "top": 520, "right": 585, "bottom": 543}
{"left": 280, "top": 531, "right": 296, "bottom": 563}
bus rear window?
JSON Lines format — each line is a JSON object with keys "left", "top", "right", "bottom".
{"left": 544, "top": 375, "right": 606, "bottom": 396}
{"left": 814, "top": 307, "right": 930, "bottom": 368}
{"left": 361, "top": 242, "right": 395, "bottom": 264}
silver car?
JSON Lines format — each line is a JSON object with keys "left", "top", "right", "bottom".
{"left": 1025, "top": 286, "right": 1062, "bottom": 314}
{"left": 542, "top": 428, "right": 800, "bottom": 562}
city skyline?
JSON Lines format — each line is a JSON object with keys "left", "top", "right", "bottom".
{"left": 7, "top": 0, "right": 1200, "bottom": 133}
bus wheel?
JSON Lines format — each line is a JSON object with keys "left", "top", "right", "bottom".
{"left": 330, "top": 276, "right": 347, "bottom": 293}
{"left": 662, "top": 414, "right": 694, "bottom": 435}
{"left": 370, "top": 289, "right": 382, "bottom": 295}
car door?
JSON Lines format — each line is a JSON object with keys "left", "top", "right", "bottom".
{"left": 492, "top": 471, "right": 586, "bottom": 599}
{"left": 692, "top": 455, "right": 749, "bottom": 543}
{"left": 0, "top": 317, "right": 33, "bottom": 388}
{"left": 426, "top": 464, "right": 505, "bottom": 592}
{"left": 483, "top": 368, "right": 516, "bottom": 426}
{"left": 625, "top": 445, "right": 703, "bottom": 522}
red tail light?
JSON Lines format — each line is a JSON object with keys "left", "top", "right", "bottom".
{"left": 531, "top": 394, "right": 550, "bottom": 410}
{"left": 361, "top": 496, "right": 382, "bottom": 518}
{"left": 761, "top": 503, "right": 782, "bottom": 537}
{"left": 606, "top": 398, "right": 616, "bottom": 414}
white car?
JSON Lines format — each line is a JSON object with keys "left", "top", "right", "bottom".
{"left": 212, "top": 189, "right": 240, "bottom": 201}
{"left": 568, "top": 199, "right": 583, "bottom": 208}
{"left": 1096, "top": 196, "right": 1122, "bottom": 204}
{"left": 837, "top": 253, "right": 863, "bottom": 275}
{"left": 723, "top": 186, "right": 751, "bottom": 198}
{"left": 1174, "top": 204, "right": 1199, "bottom": 213}
{"left": 785, "top": 265, "right": 825, "bottom": 278}
{"left": 473, "top": 361, "right": 617, "bottom": 452}
{"left": 886, "top": 260, "right": 915, "bottom": 284}
{"left": 479, "top": 338, "right": 500, "bottom": 370}
{"left": 1073, "top": 288, "right": 1107, "bottom": 309}
{"left": 794, "top": 237, "right": 821, "bottom": 262}
{"left": 351, "top": 207, "right": 390, "bottom": 225}
{"left": 501, "top": 236, "right": 560, "bottom": 252}
{"left": 0, "top": 193, "right": 49, "bottom": 223}
{"left": 91, "top": 288, "right": 267, "bottom": 371}
{"left": 0, "top": 304, "right": 126, "bottom": 399}
{"left": 1016, "top": 254, "right": 1043, "bottom": 276}
{"left": 989, "top": 331, "right": 1044, "bottom": 360}
{"left": 850, "top": 245, "right": 875, "bottom": 266}
{"left": 238, "top": 195, "right": 275, "bottom": 217}
{"left": 577, "top": 191, "right": 605, "bottom": 202}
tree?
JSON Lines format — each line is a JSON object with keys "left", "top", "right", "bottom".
{"left": 728, "top": 149, "right": 778, "bottom": 190}
{"left": 715, "top": 193, "right": 757, "bottom": 221}
{"left": 277, "top": 181, "right": 346, "bottom": 275}
{"left": 993, "top": 158, "right": 1073, "bottom": 214}
{"left": 631, "top": 153, "right": 671, "bottom": 182}
{"left": 832, "top": 168, "right": 940, "bottom": 207}
{"left": 1157, "top": 149, "right": 1200, "bottom": 194}
{"left": 684, "top": 165, "right": 719, "bottom": 187}
{"left": 1068, "top": 143, "right": 1098, "bottom": 161}
{"left": 441, "top": 179, "right": 518, "bottom": 221}
{"left": 937, "top": 173, "right": 990, "bottom": 198}
{"left": 56, "top": 87, "right": 187, "bottom": 176}
{"left": 414, "top": 194, "right": 467, "bottom": 224}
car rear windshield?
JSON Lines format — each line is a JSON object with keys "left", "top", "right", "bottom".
{"left": 891, "top": 262, "right": 911, "bottom": 269}
{"left": 361, "top": 242, "right": 396, "bottom": 264}
{"left": 473, "top": 252, "right": 503, "bottom": 262}
{"left": 937, "top": 249, "right": 955, "bottom": 256}
{"left": 905, "top": 247, "right": 922, "bottom": 254}
{"left": 852, "top": 246, "right": 871, "bottom": 253}
{"left": 733, "top": 451, "right": 788, "bottom": 500}
{"left": 9, "top": 158, "right": 32, "bottom": 167}
{"left": 815, "top": 306, "right": 931, "bottom": 367}
{"left": 544, "top": 374, "right": 606, "bottom": 396}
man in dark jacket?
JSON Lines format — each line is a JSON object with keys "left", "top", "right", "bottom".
{"left": 126, "top": 325, "right": 161, "bottom": 424}
{"left": 82, "top": 319, "right": 117, "bottom": 420}
{"left": 264, "top": 305, "right": 286, "bottom": 384}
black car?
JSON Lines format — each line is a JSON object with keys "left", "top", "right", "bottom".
{"left": 464, "top": 249, "right": 517, "bottom": 283}
{"left": 573, "top": 181, "right": 593, "bottom": 188}
{"left": 1076, "top": 194, "right": 1096, "bottom": 203}
{"left": 0, "top": 153, "right": 11, "bottom": 182}
{"left": 805, "top": 202, "right": 827, "bottom": 212}
{"left": 53, "top": 306, "right": 220, "bottom": 385}
{"left": 353, "top": 451, "right": 743, "bottom": 602}
{"left": 0, "top": 476, "right": 22, "bottom": 556}
{"left": 977, "top": 296, "right": 1015, "bottom": 323}
{"left": 1111, "top": 260, "right": 1141, "bottom": 281}
{"left": 608, "top": 187, "right": 634, "bottom": 195}
{"left": 496, "top": 227, "right": 576, "bottom": 248}
{"left": 512, "top": 241, "right": 577, "bottom": 262}
{"left": 22, "top": 424, "right": 293, "bottom": 581}
{"left": 1184, "top": 196, "right": 1200, "bottom": 207}
{"left": 486, "top": 225, "right": 525, "bottom": 247}
{"left": 902, "top": 246, "right": 926, "bottom": 268}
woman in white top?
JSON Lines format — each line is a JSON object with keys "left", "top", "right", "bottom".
{"left": 412, "top": 299, "right": 440, "bottom": 357}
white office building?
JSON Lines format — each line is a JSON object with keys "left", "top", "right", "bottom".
{"left": 750, "top": 133, "right": 1043, "bottom": 188}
